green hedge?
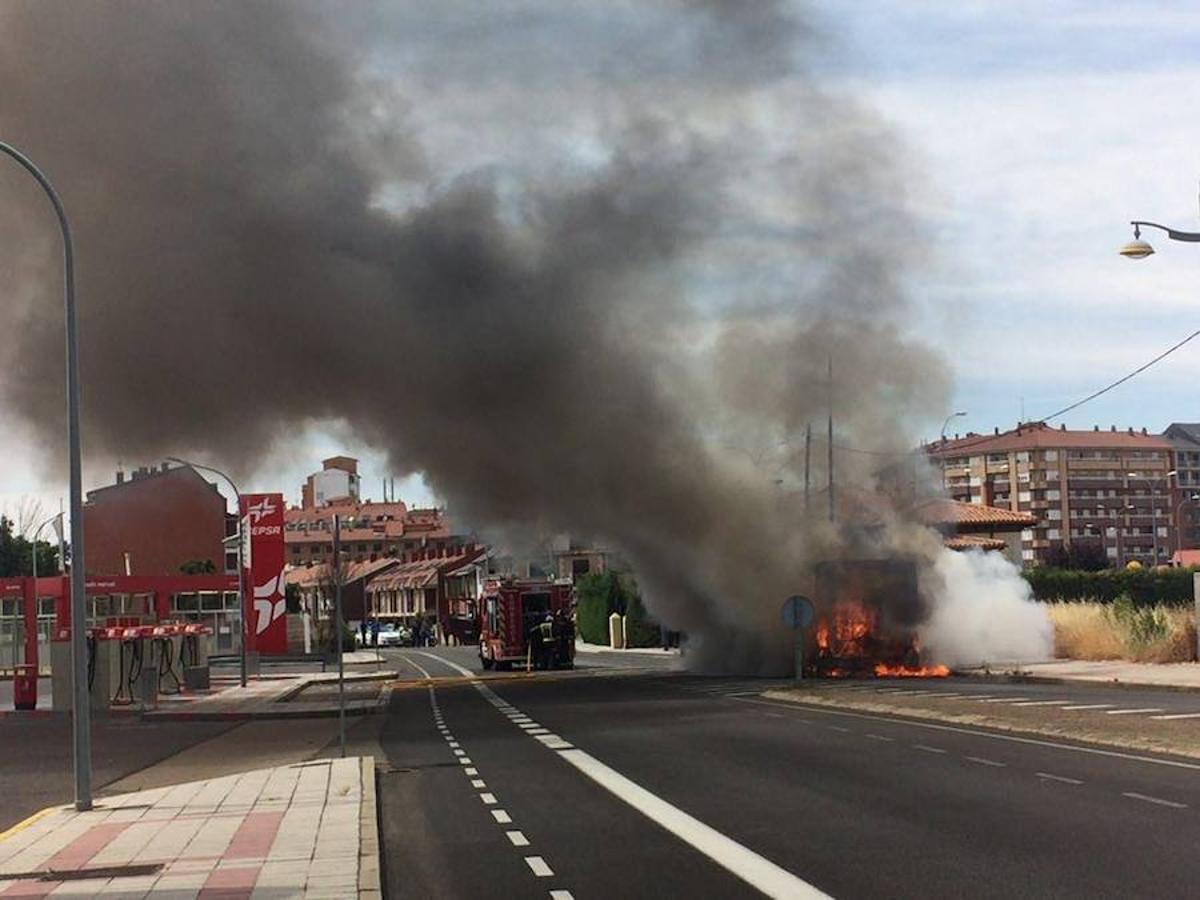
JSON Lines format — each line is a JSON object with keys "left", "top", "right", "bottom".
{"left": 574, "top": 570, "right": 661, "bottom": 647}
{"left": 1023, "top": 566, "right": 1199, "bottom": 606}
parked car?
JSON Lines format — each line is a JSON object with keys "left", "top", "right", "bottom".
{"left": 377, "top": 624, "right": 409, "bottom": 647}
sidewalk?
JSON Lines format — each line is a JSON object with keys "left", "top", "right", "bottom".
{"left": 0, "top": 756, "right": 379, "bottom": 898}
{"left": 143, "top": 671, "right": 396, "bottom": 722}
{"left": 574, "top": 639, "right": 681, "bottom": 657}
{"left": 963, "top": 659, "right": 1200, "bottom": 691}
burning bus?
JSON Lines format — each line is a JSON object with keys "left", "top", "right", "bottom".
{"left": 807, "top": 559, "right": 948, "bottom": 678}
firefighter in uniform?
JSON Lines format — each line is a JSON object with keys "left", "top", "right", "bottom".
{"left": 536, "top": 613, "right": 556, "bottom": 669}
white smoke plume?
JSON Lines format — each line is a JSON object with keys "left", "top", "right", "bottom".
{"left": 919, "top": 548, "right": 1055, "bottom": 668}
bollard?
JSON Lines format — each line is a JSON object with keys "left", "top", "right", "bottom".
{"left": 608, "top": 612, "right": 625, "bottom": 650}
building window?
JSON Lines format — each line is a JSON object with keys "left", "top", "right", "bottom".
{"left": 572, "top": 558, "right": 591, "bottom": 577}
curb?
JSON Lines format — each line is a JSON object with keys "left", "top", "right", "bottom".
{"left": 358, "top": 756, "right": 382, "bottom": 899}
{"left": 959, "top": 670, "right": 1200, "bottom": 695}
{"left": 0, "top": 804, "right": 61, "bottom": 845}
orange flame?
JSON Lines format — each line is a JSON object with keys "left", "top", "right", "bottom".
{"left": 812, "top": 597, "right": 949, "bottom": 679}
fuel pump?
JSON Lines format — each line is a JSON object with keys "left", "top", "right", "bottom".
{"left": 152, "top": 624, "right": 182, "bottom": 695}
{"left": 111, "top": 626, "right": 144, "bottom": 706}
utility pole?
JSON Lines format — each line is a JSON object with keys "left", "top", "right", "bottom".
{"left": 827, "top": 357, "right": 835, "bottom": 523}
{"left": 803, "top": 423, "right": 812, "bottom": 511}
{"left": 334, "top": 514, "right": 346, "bottom": 758}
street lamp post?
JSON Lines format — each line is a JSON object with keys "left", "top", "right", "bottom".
{"left": 165, "top": 457, "right": 247, "bottom": 688}
{"left": 1119, "top": 221, "right": 1200, "bottom": 259}
{"left": 0, "top": 140, "right": 91, "bottom": 812}
{"left": 1175, "top": 493, "right": 1200, "bottom": 562}
{"left": 940, "top": 411, "right": 967, "bottom": 441}
{"left": 1127, "top": 470, "right": 1176, "bottom": 566}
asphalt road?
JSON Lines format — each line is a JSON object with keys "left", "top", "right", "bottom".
{"left": 378, "top": 648, "right": 1200, "bottom": 899}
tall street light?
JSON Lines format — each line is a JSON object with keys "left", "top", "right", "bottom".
{"left": 940, "top": 411, "right": 967, "bottom": 441}
{"left": 1127, "top": 469, "right": 1176, "bottom": 566}
{"left": 0, "top": 140, "right": 90, "bottom": 811}
{"left": 1119, "top": 221, "right": 1200, "bottom": 259}
{"left": 165, "top": 457, "right": 248, "bottom": 688}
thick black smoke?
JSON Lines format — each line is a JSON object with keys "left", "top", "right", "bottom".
{"left": 0, "top": 1, "right": 950, "bottom": 672}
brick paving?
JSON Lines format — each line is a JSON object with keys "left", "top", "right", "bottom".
{"left": 0, "top": 757, "right": 380, "bottom": 898}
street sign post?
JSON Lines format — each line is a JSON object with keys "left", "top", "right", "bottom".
{"left": 782, "top": 595, "right": 814, "bottom": 683}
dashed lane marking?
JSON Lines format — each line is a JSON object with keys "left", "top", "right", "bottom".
{"left": 1151, "top": 712, "right": 1200, "bottom": 720}
{"left": 1060, "top": 704, "right": 1115, "bottom": 711}
{"left": 1106, "top": 708, "right": 1166, "bottom": 716}
{"left": 550, "top": 892, "right": 575, "bottom": 900}
{"left": 1036, "top": 773, "right": 1083, "bottom": 785}
{"left": 864, "top": 734, "right": 894, "bottom": 742}
{"left": 471, "top": 779, "right": 486, "bottom": 789}
{"left": 1011, "top": 700, "right": 1072, "bottom": 707}
{"left": 526, "top": 856, "right": 554, "bottom": 877}
{"left": 480, "top": 793, "right": 497, "bottom": 805}
{"left": 965, "top": 756, "right": 1006, "bottom": 768}
{"left": 913, "top": 744, "right": 946, "bottom": 754}
{"left": 492, "top": 810, "right": 513, "bottom": 824}
{"left": 507, "top": 831, "right": 530, "bottom": 847}
{"left": 982, "top": 698, "right": 1029, "bottom": 704}
{"left": 733, "top": 695, "right": 1200, "bottom": 771}
{"left": 828, "top": 725, "right": 851, "bottom": 733}
{"left": 1122, "top": 792, "right": 1187, "bottom": 809}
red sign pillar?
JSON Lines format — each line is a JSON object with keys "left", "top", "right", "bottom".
{"left": 22, "top": 576, "right": 38, "bottom": 672}
{"left": 239, "top": 493, "right": 287, "bottom": 655}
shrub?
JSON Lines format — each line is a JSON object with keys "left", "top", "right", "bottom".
{"left": 1047, "top": 600, "right": 1195, "bottom": 662}
{"left": 1024, "top": 566, "right": 1198, "bottom": 606}
{"left": 573, "top": 569, "right": 660, "bottom": 647}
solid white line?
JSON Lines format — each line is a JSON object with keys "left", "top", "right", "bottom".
{"left": 492, "top": 810, "right": 513, "bottom": 823}
{"left": 403, "top": 654, "right": 436, "bottom": 679}
{"left": 1122, "top": 792, "right": 1187, "bottom": 809}
{"left": 733, "top": 696, "right": 1200, "bottom": 772}
{"left": 480, "top": 793, "right": 497, "bottom": 805}
{"left": 1036, "top": 772, "right": 1083, "bottom": 785}
{"left": 913, "top": 744, "right": 946, "bottom": 754}
{"left": 1060, "top": 704, "right": 1115, "bottom": 711}
{"left": 557, "top": 748, "right": 829, "bottom": 899}
{"left": 965, "top": 756, "right": 1006, "bottom": 768}
{"left": 506, "top": 830, "right": 529, "bottom": 847}
{"left": 525, "top": 856, "right": 554, "bottom": 877}
{"left": 1151, "top": 712, "right": 1200, "bottom": 720}
{"left": 1106, "top": 708, "right": 1165, "bottom": 716}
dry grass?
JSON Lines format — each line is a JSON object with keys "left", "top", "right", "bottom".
{"left": 1047, "top": 601, "right": 1196, "bottom": 663}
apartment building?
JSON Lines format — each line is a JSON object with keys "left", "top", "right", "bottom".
{"left": 927, "top": 422, "right": 1175, "bottom": 567}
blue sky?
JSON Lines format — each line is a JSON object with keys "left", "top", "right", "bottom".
{"left": 812, "top": 2, "right": 1200, "bottom": 440}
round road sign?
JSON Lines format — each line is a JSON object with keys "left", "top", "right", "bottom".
{"left": 781, "top": 595, "right": 814, "bottom": 630}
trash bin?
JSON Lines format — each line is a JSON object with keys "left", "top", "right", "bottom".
{"left": 13, "top": 664, "right": 38, "bottom": 711}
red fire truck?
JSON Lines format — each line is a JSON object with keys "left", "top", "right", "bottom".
{"left": 478, "top": 577, "right": 575, "bottom": 670}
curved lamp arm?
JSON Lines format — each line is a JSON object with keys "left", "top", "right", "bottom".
{"left": 1131, "top": 221, "right": 1200, "bottom": 242}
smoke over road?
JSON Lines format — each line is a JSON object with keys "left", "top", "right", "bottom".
{"left": 0, "top": 1, "right": 980, "bottom": 671}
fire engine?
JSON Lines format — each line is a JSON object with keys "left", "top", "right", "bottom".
{"left": 478, "top": 577, "right": 575, "bottom": 670}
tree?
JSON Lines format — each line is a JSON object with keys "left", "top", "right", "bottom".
{"left": 0, "top": 515, "right": 61, "bottom": 577}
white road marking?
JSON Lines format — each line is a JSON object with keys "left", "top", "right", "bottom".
{"left": 480, "top": 793, "right": 497, "bottom": 805}
{"left": 449, "top": 741, "right": 460, "bottom": 748}
{"left": 1011, "top": 700, "right": 1072, "bottom": 707}
{"left": 525, "top": 856, "right": 554, "bottom": 877}
{"left": 402, "top": 654, "right": 436, "bottom": 679}
{"left": 526, "top": 728, "right": 551, "bottom": 735}
{"left": 453, "top": 749, "right": 466, "bottom": 757}
{"left": 519, "top": 723, "right": 542, "bottom": 730}
{"left": 506, "top": 830, "right": 529, "bottom": 847}
{"left": 460, "top": 758, "right": 473, "bottom": 765}
{"left": 864, "top": 734, "right": 894, "bottom": 742}
{"left": 913, "top": 744, "right": 946, "bottom": 754}
{"left": 982, "top": 698, "right": 1029, "bottom": 704}
{"left": 492, "top": 809, "right": 513, "bottom": 823}
{"left": 464, "top": 767, "right": 478, "bottom": 776}
{"left": 965, "top": 756, "right": 1006, "bottom": 768}
{"left": 890, "top": 690, "right": 937, "bottom": 696}
{"left": 1036, "top": 773, "right": 1083, "bottom": 785}
{"left": 549, "top": 892, "right": 575, "bottom": 900}
{"left": 471, "top": 779, "right": 486, "bottom": 788}
{"left": 828, "top": 726, "right": 851, "bottom": 733}
{"left": 1150, "top": 712, "right": 1200, "bottom": 720}
{"left": 1122, "top": 792, "right": 1187, "bottom": 809}
{"left": 535, "top": 734, "right": 574, "bottom": 750}
{"left": 1060, "top": 704, "right": 1115, "bottom": 711}
{"left": 926, "top": 693, "right": 964, "bottom": 699}
{"left": 1105, "top": 708, "right": 1165, "bottom": 716}
{"left": 557, "top": 747, "right": 830, "bottom": 898}
{"left": 734, "top": 696, "right": 1200, "bottom": 772}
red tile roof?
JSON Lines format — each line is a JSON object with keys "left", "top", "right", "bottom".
{"left": 285, "top": 556, "right": 399, "bottom": 588}
{"left": 1171, "top": 550, "right": 1200, "bottom": 567}
{"left": 944, "top": 535, "right": 1008, "bottom": 551}
{"left": 928, "top": 422, "right": 1171, "bottom": 456}
{"left": 910, "top": 498, "right": 1037, "bottom": 528}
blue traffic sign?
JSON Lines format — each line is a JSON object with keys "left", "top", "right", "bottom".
{"left": 781, "top": 595, "right": 814, "bottom": 630}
